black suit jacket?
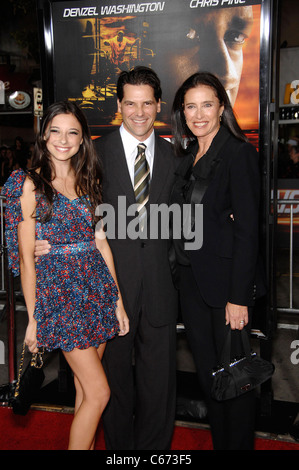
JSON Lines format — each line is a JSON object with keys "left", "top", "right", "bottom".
{"left": 172, "top": 129, "right": 265, "bottom": 308}
{"left": 95, "top": 129, "right": 179, "bottom": 327}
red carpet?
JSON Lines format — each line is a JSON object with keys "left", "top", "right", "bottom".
{"left": 0, "top": 406, "right": 298, "bottom": 451}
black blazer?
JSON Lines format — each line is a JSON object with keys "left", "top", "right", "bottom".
{"left": 95, "top": 129, "right": 179, "bottom": 327}
{"left": 171, "top": 128, "right": 265, "bottom": 309}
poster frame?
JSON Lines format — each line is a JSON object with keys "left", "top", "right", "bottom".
{"left": 36, "top": 0, "right": 276, "bottom": 337}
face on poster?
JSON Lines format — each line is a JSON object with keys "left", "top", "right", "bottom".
{"left": 51, "top": 0, "right": 261, "bottom": 141}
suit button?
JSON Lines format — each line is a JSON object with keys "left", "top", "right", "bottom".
{"left": 141, "top": 242, "right": 146, "bottom": 248}
{"left": 253, "top": 284, "right": 257, "bottom": 300}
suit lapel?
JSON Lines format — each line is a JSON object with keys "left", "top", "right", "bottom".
{"left": 108, "top": 131, "right": 136, "bottom": 206}
{"left": 149, "top": 135, "right": 170, "bottom": 205}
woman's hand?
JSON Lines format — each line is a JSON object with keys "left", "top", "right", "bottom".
{"left": 115, "top": 304, "right": 130, "bottom": 336}
{"left": 25, "top": 319, "right": 38, "bottom": 353}
{"left": 225, "top": 302, "right": 248, "bottom": 330}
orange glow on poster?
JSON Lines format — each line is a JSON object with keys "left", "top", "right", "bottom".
{"left": 233, "top": 5, "right": 261, "bottom": 130}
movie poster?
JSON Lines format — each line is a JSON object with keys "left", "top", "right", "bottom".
{"left": 50, "top": 0, "right": 261, "bottom": 144}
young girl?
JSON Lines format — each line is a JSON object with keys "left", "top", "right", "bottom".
{"left": 2, "top": 101, "right": 129, "bottom": 450}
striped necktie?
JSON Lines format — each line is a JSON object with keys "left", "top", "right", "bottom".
{"left": 134, "top": 143, "right": 150, "bottom": 231}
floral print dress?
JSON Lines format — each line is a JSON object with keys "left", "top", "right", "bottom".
{"left": 2, "top": 169, "right": 119, "bottom": 352}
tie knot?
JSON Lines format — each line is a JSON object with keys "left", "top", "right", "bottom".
{"left": 137, "top": 143, "right": 146, "bottom": 155}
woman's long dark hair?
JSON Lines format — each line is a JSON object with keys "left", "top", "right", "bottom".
{"left": 171, "top": 72, "right": 248, "bottom": 157}
{"left": 29, "top": 100, "right": 102, "bottom": 222}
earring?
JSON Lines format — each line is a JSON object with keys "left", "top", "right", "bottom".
{"left": 219, "top": 115, "right": 223, "bottom": 122}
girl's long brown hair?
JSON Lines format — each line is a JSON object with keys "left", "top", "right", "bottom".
{"left": 29, "top": 100, "right": 102, "bottom": 223}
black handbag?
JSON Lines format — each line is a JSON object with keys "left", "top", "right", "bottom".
{"left": 10, "top": 341, "right": 45, "bottom": 415}
{"left": 211, "top": 329, "right": 275, "bottom": 401}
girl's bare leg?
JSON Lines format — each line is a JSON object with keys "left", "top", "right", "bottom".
{"left": 63, "top": 345, "right": 110, "bottom": 450}
{"left": 73, "top": 343, "right": 107, "bottom": 449}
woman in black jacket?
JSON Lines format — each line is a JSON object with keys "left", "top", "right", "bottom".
{"left": 170, "top": 72, "right": 265, "bottom": 450}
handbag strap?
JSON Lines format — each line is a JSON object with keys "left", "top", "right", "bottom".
{"left": 220, "top": 329, "right": 252, "bottom": 370}
{"left": 240, "top": 329, "right": 252, "bottom": 359}
{"left": 14, "top": 341, "right": 26, "bottom": 398}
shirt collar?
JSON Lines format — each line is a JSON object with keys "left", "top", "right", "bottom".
{"left": 119, "top": 123, "right": 155, "bottom": 161}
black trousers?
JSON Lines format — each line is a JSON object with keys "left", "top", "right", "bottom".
{"left": 102, "top": 299, "right": 177, "bottom": 450}
{"left": 179, "top": 265, "right": 256, "bottom": 450}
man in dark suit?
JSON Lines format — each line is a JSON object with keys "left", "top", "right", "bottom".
{"left": 95, "top": 67, "right": 179, "bottom": 450}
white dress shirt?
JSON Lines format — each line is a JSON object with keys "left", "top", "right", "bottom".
{"left": 119, "top": 123, "right": 155, "bottom": 186}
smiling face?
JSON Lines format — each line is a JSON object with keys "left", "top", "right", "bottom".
{"left": 117, "top": 84, "right": 161, "bottom": 141}
{"left": 44, "top": 113, "right": 83, "bottom": 163}
{"left": 183, "top": 85, "right": 224, "bottom": 145}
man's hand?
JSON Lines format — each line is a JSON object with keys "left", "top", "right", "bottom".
{"left": 115, "top": 305, "right": 130, "bottom": 336}
{"left": 35, "top": 239, "right": 51, "bottom": 259}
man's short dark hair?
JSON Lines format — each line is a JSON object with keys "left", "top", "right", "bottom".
{"left": 117, "top": 66, "right": 162, "bottom": 102}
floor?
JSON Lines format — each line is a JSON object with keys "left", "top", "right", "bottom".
{"left": 0, "top": 248, "right": 299, "bottom": 443}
